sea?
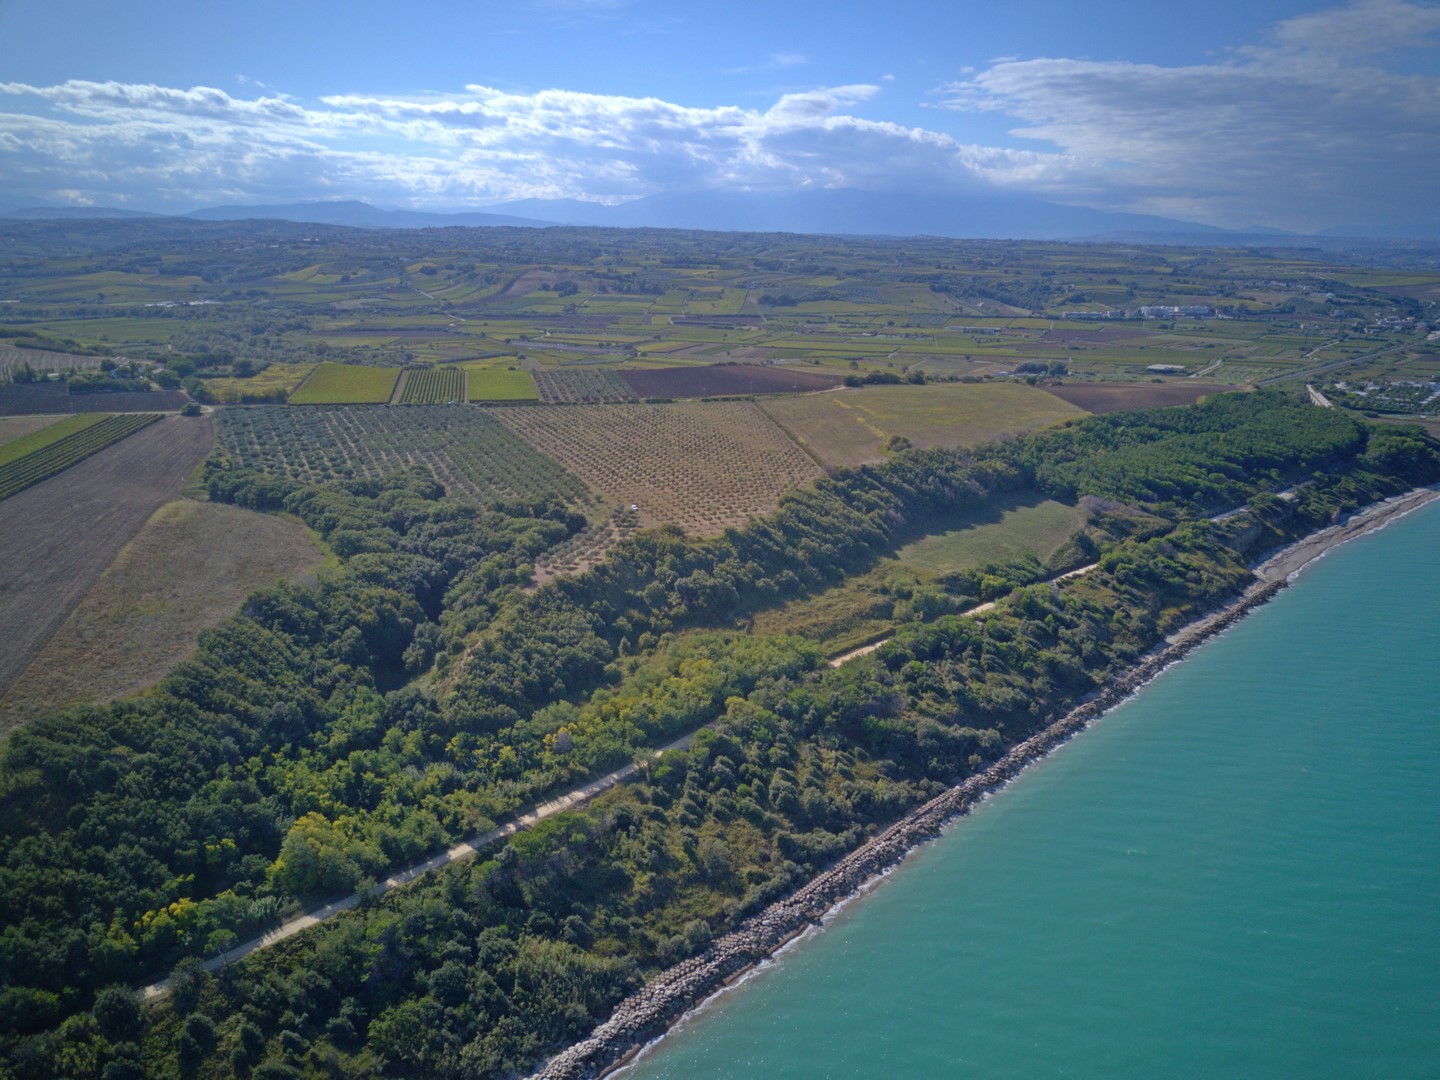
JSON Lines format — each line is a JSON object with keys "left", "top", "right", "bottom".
{"left": 622, "top": 500, "right": 1440, "bottom": 1079}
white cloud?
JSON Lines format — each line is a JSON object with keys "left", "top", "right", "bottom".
{"left": 1, "top": 5, "right": 1436, "bottom": 232}
{"left": 724, "top": 52, "right": 809, "bottom": 75}
{"left": 935, "top": 0, "right": 1440, "bottom": 229}
{"left": 0, "top": 78, "right": 1030, "bottom": 211}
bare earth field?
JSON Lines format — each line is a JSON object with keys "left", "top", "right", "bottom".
{"left": 1, "top": 500, "right": 325, "bottom": 729}
{"left": 0, "top": 415, "right": 64, "bottom": 445}
{"left": 494, "top": 401, "right": 824, "bottom": 535}
{"left": 0, "top": 414, "right": 214, "bottom": 709}
{"left": 1041, "top": 381, "right": 1231, "bottom": 413}
{"left": 0, "top": 383, "right": 194, "bottom": 416}
{"left": 759, "top": 382, "right": 1085, "bottom": 468}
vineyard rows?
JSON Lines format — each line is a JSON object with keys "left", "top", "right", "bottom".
{"left": 531, "top": 367, "right": 638, "bottom": 404}
{"left": 0, "top": 413, "right": 162, "bottom": 501}
{"left": 494, "top": 401, "right": 825, "bottom": 537}
{"left": 398, "top": 366, "right": 465, "bottom": 405}
{"left": 217, "top": 406, "right": 591, "bottom": 506}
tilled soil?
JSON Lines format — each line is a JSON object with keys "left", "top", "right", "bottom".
{"left": 0, "top": 415, "right": 214, "bottom": 709}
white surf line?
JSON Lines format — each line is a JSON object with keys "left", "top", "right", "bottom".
{"left": 827, "top": 561, "right": 1100, "bottom": 668}
{"left": 140, "top": 729, "right": 702, "bottom": 1001}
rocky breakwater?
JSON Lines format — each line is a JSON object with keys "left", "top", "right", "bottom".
{"left": 530, "top": 577, "right": 1287, "bottom": 1080}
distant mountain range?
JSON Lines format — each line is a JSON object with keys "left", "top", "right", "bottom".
{"left": 186, "top": 200, "right": 551, "bottom": 230}
{"left": 3, "top": 190, "right": 1431, "bottom": 242}
{"left": 479, "top": 189, "right": 1234, "bottom": 241}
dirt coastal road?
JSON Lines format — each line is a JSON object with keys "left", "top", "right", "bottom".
{"left": 0, "top": 415, "right": 213, "bottom": 713}
{"left": 827, "top": 561, "right": 1100, "bottom": 668}
{"left": 532, "top": 484, "right": 1440, "bottom": 1080}
{"left": 140, "top": 484, "right": 1440, "bottom": 1001}
{"left": 141, "top": 727, "right": 702, "bottom": 1000}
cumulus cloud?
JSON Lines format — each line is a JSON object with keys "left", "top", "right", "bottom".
{"left": 1, "top": 3, "right": 1436, "bottom": 232}
{"left": 935, "top": 0, "right": 1440, "bottom": 229}
{"left": 0, "top": 77, "right": 1034, "bottom": 211}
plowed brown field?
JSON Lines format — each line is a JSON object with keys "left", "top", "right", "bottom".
{"left": 0, "top": 415, "right": 214, "bottom": 710}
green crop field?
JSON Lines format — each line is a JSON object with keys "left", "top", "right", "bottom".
{"left": 895, "top": 495, "right": 1088, "bottom": 574}
{"left": 753, "top": 492, "right": 1089, "bottom": 653}
{"left": 759, "top": 382, "right": 1086, "bottom": 468}
{"left": 0, "top": 414, "right": 107, "bottom": 467}
{"left": 0, "top": 413, "right": 161, "bottom": 501}
{"left": 463, "top": 366, "right": 537, "bottom": 402}
{"left": 289, "top": 362, "right": 401, "bottom": 404}
{"left": 200, "top": 363, "right": 316, "bottom": 404}
{"left": 398, "top": 366, "right": 466, "bottom": 404}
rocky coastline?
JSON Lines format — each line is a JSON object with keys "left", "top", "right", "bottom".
{"left": 529, "top": 576, "right": 1289, "bottom": 1080}
{"left": 531, "top": 486, "right": 1440, "bottom": 1080}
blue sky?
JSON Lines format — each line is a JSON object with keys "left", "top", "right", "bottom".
{"left": 1, "top": 0, "right": 1437, "bottom": 231}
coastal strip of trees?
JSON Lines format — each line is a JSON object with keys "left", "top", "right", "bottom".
{"left": 1, "top": 392, "right": 1437, "bottom": 1077}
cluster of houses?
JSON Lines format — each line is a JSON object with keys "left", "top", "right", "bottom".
{"left": 1060, "top": 305, "right": 1214, "bottom": 320}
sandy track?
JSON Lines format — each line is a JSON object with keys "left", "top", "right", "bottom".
{"left": 827, "top": 562, "right": 1099, "bottom": 668}
{"left": 0, "top": 415, "right": 214, "bottom": 709}
{"left": 141, "top": 727, "right": 702, "bottom": 1000}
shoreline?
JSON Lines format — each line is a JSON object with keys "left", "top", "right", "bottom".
{"left": 529, "top": 485, "right": 1440, "bottom": 1080}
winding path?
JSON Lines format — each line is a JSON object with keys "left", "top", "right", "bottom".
{"left": 140, "top": 728, "right": 701, "bottom": 1000}
{"left": 139, "top": 475, "right": 1389, "bottom": 996}
{"left": 827, "top": 561, "right": 1099, "bottom": 668}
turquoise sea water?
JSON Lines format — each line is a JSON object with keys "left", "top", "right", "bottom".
{"left": 625, "top": 502, "right": 1440, "bottom": 1079}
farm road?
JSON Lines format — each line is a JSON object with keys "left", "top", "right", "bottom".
{"left": 827, "top": 561, "right": 1099, "bottom": 667}
{"left": 141, "top": 728, "right": 702, "bottom": 1001}
{"left": 0, "top": 415, "right": 213, "bottom": 714}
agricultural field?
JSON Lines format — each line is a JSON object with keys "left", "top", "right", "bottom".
{"left": 289, "top": 362, "right": 401, "bottom": 404}
{"left": 0, "top": 413, "right": 106, "bottom": 466}
{"left": 0, "top": 343, "right": 105, "bottom": 383}
{"left": 0, "top": 382, "right": 192, "bottom": 415}
{"left": 199, "top": 362, "right": 316, "bottom": 404}
{"left": 0, "top": 412, "right": 162, "bottom": 501}
{"left": 462, "top": 365, "right": 537, "bottom": 402}
{"left": 1041, "top": 381, "right": 1231, "bottom": 414}
{"left": 0, "top": 414, "right": 215, "bottom": 706}
{"left": 0, "top": 500, "right": 327, "bottom": 728}
{"left": 6, "top": 220, "right": 1428, "bottom": 404}
{"left": 397, "top": 365, "right": 466, "bottom": 404}
{"left": 217, "top": 405, "right": 591, "bottom": 505}
{"left": 894, "top": 494, "right": 1089, "bottom": 574}
{"left": 532, "top": 367, "right": 639, "bottom": 404}
{"left": 493, "top": 401, "right": 825, "bottom": 535}
{"left": 0, "top": 415, "right": 65, "bottom": 445}
{"left": 619, "top": 363, "right": 843, "bottom": 398}
{"left": 750, "top": 491, "right": 1089, "bottom": 653}
{"left": 532, "top": 505, "right": 641, "bottom": 583}
{"left": 759, "top": 382, "right": 1086, "bottom": 468}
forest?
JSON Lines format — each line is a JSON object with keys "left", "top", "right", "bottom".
{"left": 1, "top": 391, "right": 1438, "bottom": 1078}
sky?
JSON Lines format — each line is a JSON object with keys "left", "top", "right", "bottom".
{"left": 0, "top": 0, "right": 1437, "bottom": 233}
